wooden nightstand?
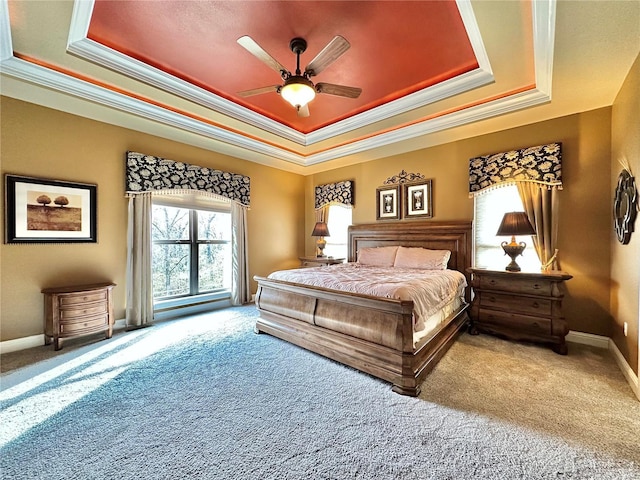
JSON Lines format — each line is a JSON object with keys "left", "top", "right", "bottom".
{"left": 299, "top": 256, "right": 345, "bottom": 267}
{"left": 42, "top": 282, "right": 116, "bottom": 350}
{"left": 467, "top": 268, "right": 572, "bottom": 354}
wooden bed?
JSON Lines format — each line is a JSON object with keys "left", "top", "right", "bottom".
{"left": 253, "top": 221, "right": 472, "bottom": 396}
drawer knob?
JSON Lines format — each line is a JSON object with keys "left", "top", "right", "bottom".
{"left": 533, "top": 283, "right": 541, "bottom": 289}
{"left": 489, "top": 296, "right": 496, "bottom": 303}
{"left": 532, "top": 302, "right": 539, "bottom": 308}
{"left": 489, "top": 280, "right": 497, "bottom": 285}
{"left": 532, "top": 322, "right": 539, "bottom": 328}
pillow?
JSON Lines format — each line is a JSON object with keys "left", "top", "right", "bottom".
{"left": 357, "top": 246, "right": 399, "bottom": 267}
{"left": 393, "top": 247, "right": 451, "bottom": 270}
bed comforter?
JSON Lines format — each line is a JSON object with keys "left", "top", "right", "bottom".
{"left": 268, "top": 263, "right": 467, "bottom": 331}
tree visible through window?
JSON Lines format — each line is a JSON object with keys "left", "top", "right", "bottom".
{"left": 152, "top": 204, "right": 231, "bottom": 299}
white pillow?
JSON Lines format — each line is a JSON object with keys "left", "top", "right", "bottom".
{"left": 393, "top": 247, "right": 451, "bottom": 270}
{"left": 357, "top": 246, "right": 399, "bottom": 267}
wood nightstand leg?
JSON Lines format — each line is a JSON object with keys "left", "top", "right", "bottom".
{"left": 552, "top": 342, "right": 568, "bottom": 355}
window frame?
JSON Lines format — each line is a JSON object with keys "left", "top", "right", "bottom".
{"left": 152, "top": 202, "right": 231, "bottom": 303}
{"left": 322, "top": 205, "right": 352, "bottom": 260}
{"left": 473, "top": 184, "right": 541, "bottom": 272}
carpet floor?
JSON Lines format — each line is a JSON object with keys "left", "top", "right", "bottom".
{"left": 1, "top": 305, "right": 639, "bottom": 479}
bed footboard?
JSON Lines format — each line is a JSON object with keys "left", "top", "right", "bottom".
{"left": 254, "top": 276, "right": 469, "bottom": 396}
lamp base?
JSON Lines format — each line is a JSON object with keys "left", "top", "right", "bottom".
{"left": 501, "top": 241, "right": 527, "bottom": 272}
{"left": 316, "top": 237, "right": 326, "bottom": 258}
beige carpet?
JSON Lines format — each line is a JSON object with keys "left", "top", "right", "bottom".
{"left": 1, "top": 306, "right": 639, "bottom": 479}
{"left": 420, "top": 332, "right": 640, "bottom": 463}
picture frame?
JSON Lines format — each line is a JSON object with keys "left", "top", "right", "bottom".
{"left": 403, "top": 179, "right": 433, "bottom": 219}
{"left": 376, "top": 185, "right": 400, "bottom": 220}
{"left": 5, "top": 175, "right": 97, "bottom": 243}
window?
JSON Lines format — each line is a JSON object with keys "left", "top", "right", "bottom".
{"left": 323, "top": 205, "right": 352, "bottom": 259}
{"left": 152, "top": 204, "right": 231, "bottom": 300}
{"left": 474, "top": 185, "right": 541, "bottom": 271}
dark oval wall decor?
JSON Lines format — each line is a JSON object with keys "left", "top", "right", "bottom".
{"left": 613, "top": 169, "right": 637, "bottom": 245}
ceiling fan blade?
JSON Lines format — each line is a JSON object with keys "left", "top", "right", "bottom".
{"left": 297, "top": 104, "right": 310, "bottom": 118}
{"left": 305, "top": 35, "right": 350, "bottom": 76}
{"left": 316, "top": 82, "right": 362, "bottom": 99}
{"left": 237, "top": 36, "right": 288, "bottom": 75}
{"left": 237, "top": 85, "right": 280, "bottom": 97}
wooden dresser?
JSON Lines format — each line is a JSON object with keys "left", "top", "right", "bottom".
{"left": 42, "top": 282, "right": 116, "bottom": 350}
{"left": 299, "top": 256, "right": 345, "bottom": 267}
{"left": 467, "top": 268, "right": 572, "bottom": 354}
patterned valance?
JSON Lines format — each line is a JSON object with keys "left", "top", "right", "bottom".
{"left": 315, "top": 180, "right": 354, "bottom": 209}
{"left": 126, "top": 152, "right": 250, "bottom": 207}
{"left": 469, "top": 143, "right": 562, "bottom": 197}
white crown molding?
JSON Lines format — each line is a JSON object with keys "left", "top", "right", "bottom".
{"left": 0, "top": 0, "right": 12, "bottom": 61}
{"left": 0, "top": 56, "right": 308, "bottom": 166}
{"left": 305, "top": 88, "right": 551, "bottom": 165}
{"left": 66, "top": 0, "right": 307, "bottom": 146}
{"left": 457, "top": 0, "right": 493, "bottom": 76}
{"left": 66, "top": 0, "right": 494, "bottom": 147}
{"left": 307, "top": 67, "right": 494, "bottom": 144}
{"left": 1, "top": 0, "right": 556, "bottom": 169}
{"left": 532, "top": 0, "right": 556, "bottom": 95}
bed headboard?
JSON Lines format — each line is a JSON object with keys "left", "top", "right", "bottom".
{"left": 348, "top": 221, "right": 473, "bottom": 298}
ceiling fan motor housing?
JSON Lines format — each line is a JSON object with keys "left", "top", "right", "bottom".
{"left": 289, "top": 37, "right": 308, "bottom": 55}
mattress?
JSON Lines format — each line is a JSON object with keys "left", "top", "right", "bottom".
{"left": 267, "top": 263, "right": 467, "bottom": 337}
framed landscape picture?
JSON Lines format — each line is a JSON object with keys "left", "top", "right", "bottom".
{"left": 376, "top": 185, "right": 400, "bottom": 220}
{"left": 403, "top": 180, "right": 433, "bottom": 218}
{"left": 5, "top": 175, "right": 97, "bottom": 243}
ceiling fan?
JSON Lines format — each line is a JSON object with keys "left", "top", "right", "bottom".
{"left": 236, "top": 35, "right": 362, "bottom": 117}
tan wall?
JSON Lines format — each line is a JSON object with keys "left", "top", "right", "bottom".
{"left": 308, "top": 108, "right": 614, "bottom": 337}
{"left": 0, "top": 96, "right": 305, "bottom": 341}
{"left": 0, "top": 95, "right": 621, "bottom": 345}
{"left": 611, "top": 53, "right": 640, "bottom": 375}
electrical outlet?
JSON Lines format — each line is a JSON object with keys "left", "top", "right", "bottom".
{"left": 623, "top": 322, "right": 628, "bottom": 337}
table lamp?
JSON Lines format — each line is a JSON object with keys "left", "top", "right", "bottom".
{"left": 311, "top": 221, "right": 330, "bottom": 257}
{"left": 496, "top": 212, "right": 536, "bottom": 272}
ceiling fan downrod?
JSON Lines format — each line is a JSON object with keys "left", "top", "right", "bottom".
{"left": 289, "top": 37, "right": 308, "bottom": 77}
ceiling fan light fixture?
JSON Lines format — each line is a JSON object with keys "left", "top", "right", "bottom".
{"left": 280, "top": 76, "right": 316, "bottom": 109}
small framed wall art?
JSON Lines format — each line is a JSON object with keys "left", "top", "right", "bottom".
{"left": 376, "top": 185, "right": 400, "bottom": 220}
{"left": 5, "top": 175, "right": 97, "bottom": 243}
{"left": 403, "top": 180, "right": 433, "bottom": 219}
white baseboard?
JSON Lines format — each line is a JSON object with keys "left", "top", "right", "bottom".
{"left": 567, "top": 330, "right": 638, "bottom": 401}
{"left": 608, "top": 338, "right": 640, "bottom": 401}
{"left": 566, "top": 330, "right": 610, "bottom": 349}
{"left": 0, "top": 334, "right": 45, "bottom": 354}
{"left": 0, "top": 318, "right": 126, "bottom": 355}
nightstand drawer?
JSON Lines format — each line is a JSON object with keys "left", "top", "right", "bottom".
{"left": 60, "top": 303, "right": 109, "bottom": 321}
{"left": 59, "top": 315, "right": 108, "bottom": 334}
{"left": 479, "top": 292, "right": 552, "bottom": 316}
{"left": 301, "top": 260, "right": 324, "bottom": 267}
{"left": 479, "top": 276, "right": 552, "bottom": 296}
{"left": 479, "top": 308, "right": 551, "bottom": 335}
{"left": 59, "top": 291, "right": 108, "bottom": 306}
